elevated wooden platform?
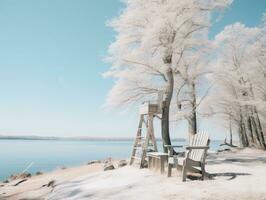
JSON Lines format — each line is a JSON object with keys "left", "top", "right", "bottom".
{"left": 139, "top": 103, "right": 161, "bottom": 115}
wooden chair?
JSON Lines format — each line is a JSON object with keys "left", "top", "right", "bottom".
{"left": 165, "top": 132, "right": 210, "bottom": 182}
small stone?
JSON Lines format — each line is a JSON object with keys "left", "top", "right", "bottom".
{"left": 42, "top": 180, "right": 56, "bottom": 188}
{"left": 9, "top": 173, "right": 31, "bottom": 180}
{"left": 9, "top": 174, "right": 17, "bottom": 180}
{"left": 103, "top": 162, "right": 115, "bottom": 171}
{"left": 88, "top": 160, "right": 101, "bottom": 165}
{"left": 3, "top": 180, "right": 9, "bottom": 183}
{"left": 218, "top": 148, "right": 231, "bottom": 153}
{"left": 19, "top": 173, "right": 31, "bottom": 179}
{"left": 47, "top": 180, "right": 55, "bottom": 187}
{"left": 118, "top": 160, "right": 127, "bottom": 168}
{"left": 36, "top": 171, "right": 43, "bottom": 176}
{"left": 224, "top": 148, "right": 231, "bottom": 151}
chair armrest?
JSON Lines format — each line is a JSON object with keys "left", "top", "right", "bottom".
{"left": 164, "top": 145, "right": 184, "bottom": 157}
{"left": 185, "top": 146, "right": 209, "bottom": 150}
{"left": 147, "top": 152, "right": 168, "bottom": 157}
{"left": 164, "top": 145, "right": 183, "bottom": 148}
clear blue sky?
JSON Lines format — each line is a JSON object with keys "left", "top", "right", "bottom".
{"left": 0, "top": 0, "right": 265, "bottom": 138}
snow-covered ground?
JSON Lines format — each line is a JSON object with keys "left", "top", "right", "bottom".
{"left": 1, "top": 149, "right": 266, "bottom": 200}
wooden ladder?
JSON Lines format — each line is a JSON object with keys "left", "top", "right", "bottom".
{"left": 129, "top": 113, "right": 158, "bottom": 168}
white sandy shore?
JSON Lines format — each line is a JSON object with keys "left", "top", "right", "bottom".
{"left": 1, "top": 149, "right": 266, "bottom": 200}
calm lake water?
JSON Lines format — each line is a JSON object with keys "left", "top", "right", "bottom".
{"left": 0, "top": 139, "right": 222, "bottom": 181}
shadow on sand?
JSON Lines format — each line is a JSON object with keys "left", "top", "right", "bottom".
{"left": 187, "top": 172, "right": 251, "bottom": 181}
{"left": 185, "top": 152, "right": 264, "bottom": 181}
{"left": 207, "top": 172, "right": 251, "bottom": 180}
{"left": 206, "top": 154, "right": 266, "bottom": 165}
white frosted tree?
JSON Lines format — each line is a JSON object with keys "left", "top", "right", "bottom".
{"left": 174, "top": 44, "right": 214, "bottom": 141}
{"left": 105, "top": 0, "right": 232, "bottom": 150}
{"left": 206, "top": 20, "right": 266, "bottom": 149}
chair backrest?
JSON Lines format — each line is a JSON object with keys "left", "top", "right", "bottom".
{"left": 189, "top": 132, "right": 209, "bottom": 162}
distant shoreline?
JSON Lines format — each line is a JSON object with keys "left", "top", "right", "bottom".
{"left": 0, "top": 135, "right": 186, "bottom": 142}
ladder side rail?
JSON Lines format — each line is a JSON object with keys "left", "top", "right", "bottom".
{"left": 129, "top": 115, "right": 144, "bottom": 165}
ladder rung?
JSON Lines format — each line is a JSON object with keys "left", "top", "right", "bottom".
{"left": 132, "top": 156, "right": 141, "bottom": 160}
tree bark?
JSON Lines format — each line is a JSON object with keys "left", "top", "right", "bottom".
{"left": 243, "top": 106, "right": 255, "bottom": 147}
{"left": 248, "top": 83, "right": 266, "bottom": 149}
{"left": 161, "top": 67, "right": 174, "bottom": 153}
{"left": 229, "top": 117, "right": 233, "bottom": 145}
{"left": 239, "top": 111, "right": 249, "bottom": 147}
{"left": 249, "top": 114, "right": 262, "bottom": 148}
{"left": 252, "top": 107, "right": 266, "bottom": 149}
{"left": 188, "top": 81, "right": 197, "bottom": 143}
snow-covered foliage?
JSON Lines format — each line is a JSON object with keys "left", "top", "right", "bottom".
{"left": 105, "top": 0, "right": 266, "bottom": 149}
{"left": 105, "top": 0, "right": 231, "bottom": 107}
{"left": 204, "top": 17, "right": 266, "bottom": 149}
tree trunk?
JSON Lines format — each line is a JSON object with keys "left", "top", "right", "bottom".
{"left": 229, "top": 118, "right": 233, "bottom": 145}
{"left": 247, "top": 115, "right": 255, "bottom": 145}
{"left": 161, "top": 67, "right": 174, "bottom": 153}
{"left": 243, "top": 106, "right": 255, "bottom": 147}
{"left": 252, "top": 107, "right": 266, "bottom": 149}
{"left": 248, "top": 84, "right": 266, "bottom": 149}
{"left": 188, "top": 81, "right": 197, "bottom": 143}
{"left": 249, "top": 114, "right": 262, "bottom": 148}
{"left": 239, "top": 111, "right": 249, "bottom": 147}
{"left": 238, "top": 124, "right": 244, "bottom": 147}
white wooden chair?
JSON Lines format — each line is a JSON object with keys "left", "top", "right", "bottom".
{"left": 165, "top": 132, "right": 210, "bottom": 182}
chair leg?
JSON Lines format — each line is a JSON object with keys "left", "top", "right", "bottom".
{"left": 182, "top": 161, "right": 187, "bottom": 182}
{"left": 160, "top": 158, "right": 164, "bottom": 174}
{"left": 156, "top": 158, "right": 160, "bottom": 171}
{"left": 148, "top": 157, "right": 151, "bottom": 169}
{"left": 167, "top": 164, "right": 172, "bottom": 177}
{"left": 151, "top": 158, "right": 154, "bottom": 169}
{"left": 201, "top": 164, "right": 205, "bottom": 181}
